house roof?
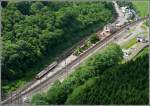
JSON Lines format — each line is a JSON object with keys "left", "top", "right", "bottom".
{"left": 105, "top": 23, "right": 116, "bottom": 32}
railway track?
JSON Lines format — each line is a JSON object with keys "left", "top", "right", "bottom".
{"left": 2, "top": 16, "right": 149, "bottom": 105}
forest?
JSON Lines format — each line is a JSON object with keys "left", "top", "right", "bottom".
{"left": 32, "top": 44, "right": 148, "bottom": 105}
{"left": 1, "top": 1, "right": 116, "bottom": 95}
{"left": 66, "top": 53, "right": 148, "bottom": 104}
{"left": 31, "top": 43, "right": 124, "bottom": 104}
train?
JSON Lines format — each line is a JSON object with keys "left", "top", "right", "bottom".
{"left": 35, "top": 61, "right": 58, "bottom": 79}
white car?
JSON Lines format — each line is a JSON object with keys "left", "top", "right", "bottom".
{"left": 22, "top": 96, "right": 30, "bottom": 103}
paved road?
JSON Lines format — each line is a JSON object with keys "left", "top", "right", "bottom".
{"left": 113, "top": 1, "right": 128, "bottom": 25}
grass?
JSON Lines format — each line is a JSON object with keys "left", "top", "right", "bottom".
{"left": 133, "top": 46, "right": 148, "bottom": 60}
{"left": 132, "top": 1, "right": 149, "bottom": 17}
{"left": 121, "top": 37, "right": 137, "bottom": 49}
{"left": 141, "top": 24, "right": 147, "bottom": 31}
{"left": 136, "top": 31, "right": 148, "bottom": 38}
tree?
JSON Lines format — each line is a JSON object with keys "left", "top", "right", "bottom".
{"left": 32, "top": 93, "right": 48, "bottom": 105}
{"left": 89, "top": 33, "right": 99, "bottom": 44}
{"left": 31, "top": 43, "right": 123, "bottom": 105}
{"left": 2, "top": 1, "right": 117, "bottom": 96}
{"left": 66, "top": 53, "right": 148, "bottom": 104}
{"left": 30, "top": 2, "right": 44, "bottom": 14}
{"left": 16, "top": 1, "right": 31, "bottom": 15}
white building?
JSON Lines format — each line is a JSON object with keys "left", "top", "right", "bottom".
{"left": 121, "top": 6, "right": 128, "bottom": 13}
{"left": 100, "top": 23, "right": 117, "bottom": 37}
{"left": 121, "top": 6, "right": 134, "bottom": 20}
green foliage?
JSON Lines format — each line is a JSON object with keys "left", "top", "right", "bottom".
{"left": 66, "top": 52, "right": 148, "bottom": 104}
{"left": 132, "top": 1, "right": 149, "bottom": 17}
{"left": 134, "top": 47, "right": 148, "bottom": 59}
{"left": 31, "top": 43, "right": 123, "bottom": 105}
{"left": 121, "top": 37, "right": 137, "bottom": 49}
{"left": 16, "top": 1, "right": 31, "bottom": 15}
{"left": 89, "top": 33, "right": 99, "bottom": 44}
{"left": 116, "top": 1, "right": 134, "bottom": 9}
{"left": 1, "top": 1, "right": 8, "bottom": 8}
{"left": 143, "top": 20, "right": 149, "bottom": 27}
{"left": 32, "top": 93, "right": 48, "bottom": 105}
{"left": 73, "top": 33, "right": 99, "bottom": 56}
{"left": 2, "top": 1, "right": 116, "bottom": 94}
{"left": 73, "top": 47, "right": 83, "bottom": 56}
{"left": 73, "top": 41, "right": 91, "bottom": 56}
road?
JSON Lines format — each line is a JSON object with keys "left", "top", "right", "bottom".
{"left": 113, "top": 1, "right": 128, "bottom": 25}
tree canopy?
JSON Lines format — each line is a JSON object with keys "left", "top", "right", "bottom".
{"left": 2, "top": 1, "right": 116, "bottom": 95}
{"left": 66, "top": 52, "right": 148, "bottom": 104}
{"left": 31, "top": 43, "right": 123, "bottom": 105}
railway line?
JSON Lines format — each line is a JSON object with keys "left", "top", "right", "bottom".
{"left": 1, "top": 16, "right": 149, "bottom": 105}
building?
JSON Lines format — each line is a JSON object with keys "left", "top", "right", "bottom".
{"left": 121, "top": 6, "right": 134, "bottom": 20}
{"left": 100, "top": 23, "right": 117, "bottom": 38}
{"left": 121, "top": 6, "right": 128, "bottom": 13}
{"left": 125, "top": 10, "right": 133, "bottom": 20}
{"left": 104, "top": 24, "right": 116, "bottom": 33}
{"left": 115, "top": 22, "right": 124, "bottom": 27}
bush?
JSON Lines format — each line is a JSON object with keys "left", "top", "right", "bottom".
{"left": 89, "top": 33, "right": 99, "bottom": 44}
{"left": 32, "top": 93, "right": 48, "bottom": 105}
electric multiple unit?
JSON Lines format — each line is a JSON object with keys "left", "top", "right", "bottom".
{"left": 35, "top": 62, "right": 57, "bottom": 79}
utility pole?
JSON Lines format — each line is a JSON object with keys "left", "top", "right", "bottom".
{"left": 14, "top": 91, "right": 16, "bottom": 104}
{"left": 11, "top": 92, "right": 12, "bottom": 104}
{"left": 46, "top": 73, "right": 48, "bottom": 89}
{"left": 65, "top": 58, "right": 67, "bottom": 76}
{"left": 78, "top": 56, "right": 80, "bottom": 66}
{"left": 40, "top": 79, "right": 41, "bottom": 93}
{"left": 17, "top": 90, "right": 20, "bottom": 104}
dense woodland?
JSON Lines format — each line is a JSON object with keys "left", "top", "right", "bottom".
{"left": 32, "top": 44, "right": 148, "bottom": 105}
{"left": 2, "top": 1, "right": 116, "bottom": 94}
{"left": 66, "top": 53, "right": 148, "bottom": 104}
{"left": 2, "top": 1, "right": 148, "bottom": 104}
{"left": 31, "top": 43, "right": 124, "bottom": 104}
{"left": 116, "top": 1, "right": 134, "bottom": 8}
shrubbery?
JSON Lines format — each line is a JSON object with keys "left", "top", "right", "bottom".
{"left": 89, "top": 33, "right": 99, "bottom": 44}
